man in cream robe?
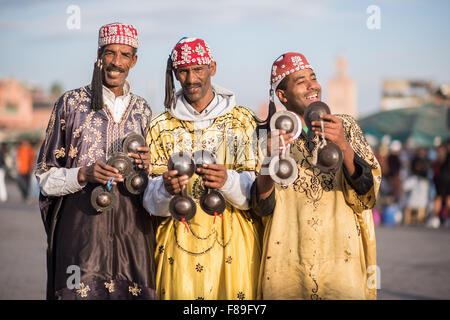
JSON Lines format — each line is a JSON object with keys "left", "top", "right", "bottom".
{"left": 253, "top": 52, "right": 381, "bottom": 300}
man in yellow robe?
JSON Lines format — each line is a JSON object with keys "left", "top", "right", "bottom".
{"left": 142, "top": 37, "right": 262, "bottom": 300}
{"left": 253, "top": 52, "right": 381, "bottom": 300}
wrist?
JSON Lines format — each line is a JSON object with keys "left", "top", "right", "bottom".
{"left": 77, "top": 167, "right": 87, "bottom": 184}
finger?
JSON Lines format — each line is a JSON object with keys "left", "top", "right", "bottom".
{"left": 136, "top": 146, "right": 150, "bottom": 153}
{"left": 94, "top": 172, "right": 119, "bottom": 184}
{"left": 201, "top": 168, "right": 226, "bottom": 178}
{"left": 98, "top": 162, "right": 120, "bottom": 175}
{"left": 320, "top": 114, "right": 340, "bottom": 123}
{"left": 203, "top": 163, "right": 227, "bottom": 172}
{"left": 166, "top": 170, "right": 179, "bottom": 177}
{"left": 204, "top": 181, "right": 221, "bottom": 189}
{"left": 94, "top": 165, "right": 122, "bottom": 180}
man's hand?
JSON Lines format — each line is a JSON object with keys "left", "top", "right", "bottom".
{"left": 163, "top": 170, "right": 189, "bottom": 195}
{"left": 196, "top": 164, "right": 228, "bottom": 189}
{"left": 78, "top": 160, "right": 123, "bottom": 185}
{"left": 128, "top": 146, "right": 151, "bottom": 174}
{"left": 266, "top": 129, "right": 294, "bottom": 157}
{"left": 311, "top": 114, "right": 351, "bottom": 153}
{"left": 311, "top": 114, "right": 356, "bottom": 176}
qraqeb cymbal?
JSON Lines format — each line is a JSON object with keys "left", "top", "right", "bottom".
{"left": 193, "top": 150, "right": 217, "bottom": 169}
{"left": 90, "top": 185, "right": 116, "bottom": 212}
{"left": 107, "top": 152, "right": 133, "bottom": 177}
{"left": 316, "top": 142, "right": 343, "bottom": 174}
{"left": 304, "top": 101, "right": 331, "bottom": 132}
{"left": 270, "top": 110, "right": 302, "bottom": 140}
{"left": 169, "top": 194, "right": 197, "bottom": 222}
{"left": 124, "top": 170, "right": 149, "bottom": 195}
{"left": 200, "top": 189, "right": 226, "bottom": 216}
{"left": 268, "top": 155, "right": 298, "bottom": 186}
{"left": 168, "top": 152, "right": 195, "bottom": 177}
{"left": 122, "top": 132, "right": 146, "bottom": 154}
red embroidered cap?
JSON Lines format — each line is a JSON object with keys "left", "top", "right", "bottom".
{"left": 271, "top": 52, "right": 313, "bottom": 90}
{"left": 98, "top": 23, "right": 139, "bottom": 49}
{"left": 171, "top": 37, "right": 214, "bottom": 69}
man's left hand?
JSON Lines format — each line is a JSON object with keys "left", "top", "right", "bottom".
{"left": 311, "top": 114, "right": 352, "bottom": 155}
{"left": 128, "top": 146, "right": 151, "bottom": 174}
{"left": 311, "top": 114, "right": 356, "bottom": 176}
{"left": 196, "top": 164, "right": 228, "bottom": 189}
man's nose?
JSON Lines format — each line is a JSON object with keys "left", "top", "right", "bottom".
{"left": 307, "top": 80, "right": 319, "bottom": 90}
{"left": 186, "top": 70, "right": 197, "bottom": 83}
{"left": 111, "top": 54, "right": 122, "bottom": 67}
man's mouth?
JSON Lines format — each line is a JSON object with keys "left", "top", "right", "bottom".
{"left": 185, "top": 85, "right": 201, "bottom": 94}
{"left": 107, "top": 71, "right": 122, "bottom": 77}
{"left": 306, "top": 92, "right": 319, "bottom": 102}
{"left": 106, "top": 66, "right": 125, "bottom": 79}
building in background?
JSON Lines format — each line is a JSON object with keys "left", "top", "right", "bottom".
{"left": 327, "top": 56, "right": 358, "bottom": 118}
{"left": 0, "top": 78, "right": 55, "bottom": 143}
{"left": 380, "top": 79, "right": 434, "bottom": 111}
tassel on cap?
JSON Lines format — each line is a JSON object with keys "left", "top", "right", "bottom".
{"left": 91, "top": 58, "right": 104, "bottom": 112}
{"left": 164, "top": 55, "right": 176, "bottom": 109}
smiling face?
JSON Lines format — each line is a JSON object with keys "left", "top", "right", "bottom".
{"left": 174, "top": 61, "right": 216, "bottom": 112}
{"left": 275, "top": 68, "right": 321, "bottom": 117}
{"left": 98, "top": 44, "right": 137, "bottom": 95}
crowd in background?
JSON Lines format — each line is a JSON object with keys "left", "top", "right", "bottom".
{"left": 0, "top": 139, "right": 39, "bottom": 204}
{"left": 374, "top": 139, "right": 450, "bottom": 228}
{"left": 1, "top": 136, "right": 450, "bottom": 230}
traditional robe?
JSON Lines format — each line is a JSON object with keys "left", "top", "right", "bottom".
{"left": 36, "top": 85, "right": 157, "bottom": 300}
{"left": 145, "top": 87, "right": 262, "bottom": 300}
{"left": 253, "top": 114, "right": 381, "bottom": 300}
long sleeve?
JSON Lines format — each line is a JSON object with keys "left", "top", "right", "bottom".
{"left": 142, "top": 175, "right": 172, "bottom": 217}
{"left": 342, "top": 153, "right": 374, "bottom": 196}
{"left": 336, "top": 114, "right": 381, "bottom": 215}
{"left": 249, "top": 180, "right": 275, "bottom": 217}
{"left": 219, "top": 170, "right": 255, "bottom": 210}
{"left": 36, "top": 167, "right": 86, "bottom": 197}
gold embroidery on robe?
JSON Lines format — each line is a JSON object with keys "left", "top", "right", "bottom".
{"left": 148, "top": 106, "right": 262, "bottom": 300}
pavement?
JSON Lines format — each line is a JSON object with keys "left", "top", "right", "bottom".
{"left": 1, "top": 179, "right": 449, "bottom": 300}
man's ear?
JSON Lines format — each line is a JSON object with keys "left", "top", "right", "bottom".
{"left": 130, "top": 54, "right": 138, "bottom": 69}
{"left": 97, "top": 48, "right": 102, "bottom": 59}
{"left": 209, "top": 61, "right": 217, "bottom": 76}
{"left": 276, "top": 88, "right": 288, "bottom": 104}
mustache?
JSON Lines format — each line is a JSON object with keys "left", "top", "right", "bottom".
{"left": 106, "top": 65, "right": 126, "bottom": 73}
{"left": 184, "top": 83, "right": 201, "bottom": 89}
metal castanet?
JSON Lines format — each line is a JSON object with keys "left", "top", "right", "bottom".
{"left": 168, "top": 151, "right": 196, "bottom": 177}
{"left": 268, "top": 110, "right": 301, "bottom": 186}
{"left": 193, "top": 150, "right": 227, "bottom": 218}
{"left": 90, "top": 185, "right": 116, "bottom": 212}
{"left": 168, "top": 152, "right": 197, "bottom": 226}
{"left": 304, "top": 101, "right": 331, "bottom": 132}
{"left": 106, "top": 152, "right": 133, "bottom": 177}
{"left": 124, "top": 170, "right": 149, "bottom": 195}
{"left": 316, "top": 142, "right": 343, "bottom": 174}
{"left": 122, "top": 132, "right": 146, "bottom": 154}
{"left": 304, "top": 101, "right": 343, "bottom": 173}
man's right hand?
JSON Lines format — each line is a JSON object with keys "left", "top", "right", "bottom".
{"left": 162, "top": 170, "right": 189, "bottom": 195}
{"left": 77, "top": 160, "right": 123, "bottom": 185}
{"left": 266, "top": 129, "right": 294, "bottom": 157}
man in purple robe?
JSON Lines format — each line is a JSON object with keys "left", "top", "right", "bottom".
{"left": 35, "top": 23, "right": 156, "bottom": 300}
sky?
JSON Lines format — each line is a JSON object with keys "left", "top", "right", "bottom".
{"left": 1, "top": 0, "right": 449, "bottom": 118}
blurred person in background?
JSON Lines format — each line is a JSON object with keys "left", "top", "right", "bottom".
{"left": 403, "top": 147, "right": 431, "bottom": 226}
{"left": 16, "top": 139, "right": 35, "bottom": 201}
{"left": 0, "top": 143, "right": 7, "bottom": 202}
{"left": 429, "top": 143, "right": 450, "bottom": 228}
{"left": 386, "top": 141, "right": 402, "bottom": 203}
